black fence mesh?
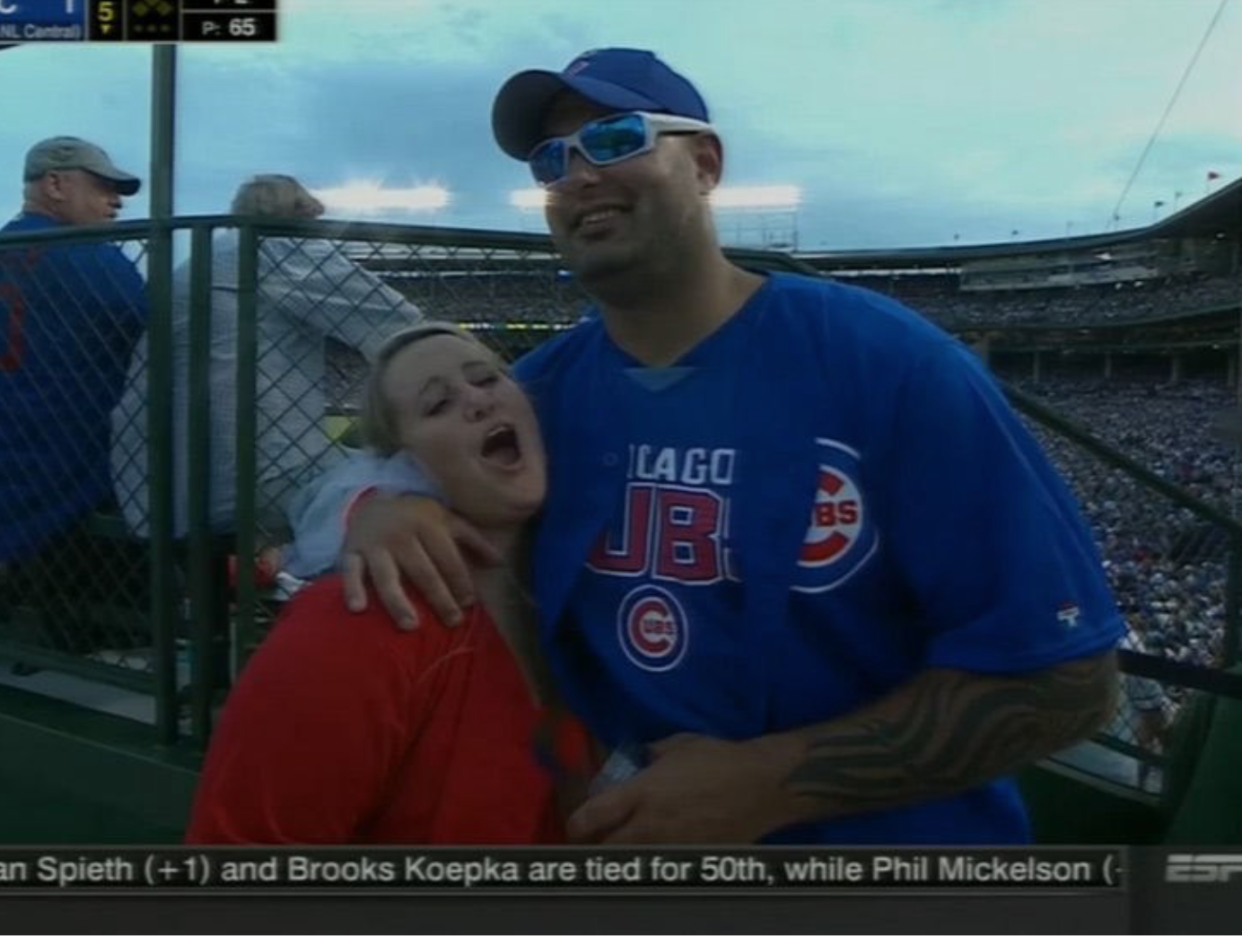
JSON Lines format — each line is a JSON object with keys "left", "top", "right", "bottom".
{"left": 1, "top": 233, "right": 153, "bottom": 674}
{"left": 1, "top": 219, "right": 1237, "bottom": 776}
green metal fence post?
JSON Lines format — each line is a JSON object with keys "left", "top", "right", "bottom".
{"left": 148, "top": 46, "right": 179, "bottom": 745}
{"left": 186, "top": 224, "right": 215, "bottom": 744}
{"left": 233, "top": 224, "right": 260, "bottom": 675}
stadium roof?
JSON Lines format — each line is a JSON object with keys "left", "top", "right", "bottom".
{"left": 1148, "top": 176, "right": 1242, "bottom": 239}
{"left": 799, "top": 177, "right": 1242, "bottom": 272}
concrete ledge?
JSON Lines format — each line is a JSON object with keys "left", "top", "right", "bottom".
{"left": 0, "top": 683, "right": 200, "bottom": 843}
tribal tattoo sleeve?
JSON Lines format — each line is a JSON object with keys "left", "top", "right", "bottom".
{"left": 786, "top": 653, "right": 1119, "bottom": 814}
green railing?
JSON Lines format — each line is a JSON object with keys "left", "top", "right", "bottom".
{"left": 0, "top": 216, "right": 1236, "bottom": 799}
{"left": 1004, "top": 383, "right": 1242, "bottom": 794}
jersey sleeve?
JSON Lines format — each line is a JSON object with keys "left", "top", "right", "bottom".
{"left": 880, "top": 340, "right": 1123, "bottom": 673}
{"left": 185, "top": 578, "right": 433, "bottom": 843}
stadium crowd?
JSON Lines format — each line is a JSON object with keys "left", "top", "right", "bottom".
{"left": 1003, "top": 374, "right": 1236, "bottom": 675}
{"left": 350, "top": 250, "right": 1242, "bottom": 332}
{"left": 861, "top": 269, "right": 1242, "bottom": 327}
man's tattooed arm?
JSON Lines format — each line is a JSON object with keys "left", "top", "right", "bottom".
{"left": 562, "top": 653, "right": 1118, "bottom": 843}
{"left": 776, "top": 652, "right": 1119, "bottom": 823}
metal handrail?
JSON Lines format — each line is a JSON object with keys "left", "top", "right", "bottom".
{"left": 3, "top": 215, "right": 1239, "bottom": 757}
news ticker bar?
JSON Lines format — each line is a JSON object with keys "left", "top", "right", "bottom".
{"left": 0, "top": 848, "right": 1121, "bottom": 893}
{"left": 0, "top": 0, "right": 278, "bottom": 44}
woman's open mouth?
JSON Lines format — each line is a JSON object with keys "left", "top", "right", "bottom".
{"left": 481, "top": 424, "right": 522, "bottom": 468}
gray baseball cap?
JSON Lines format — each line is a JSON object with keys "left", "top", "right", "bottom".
{"left": 23, "top": 136, "right": 141, "bottom": 196}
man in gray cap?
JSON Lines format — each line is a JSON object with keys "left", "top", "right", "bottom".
{"left": 19, "top": 136, "right": 141, "bottom": 225}
{"left": 0, "top": 137, "right": 148, "bottom": 653}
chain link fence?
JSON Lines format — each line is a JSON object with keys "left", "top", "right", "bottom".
{"left": 0, "top": 218, "right": 601, "bottom": 737}
{"left": 0, "top": 224, "right": 154, "bottom": 685}
{"left": 2, "top": 217, "right": 1238, "bottom": 776}
{"left": 230, "top": 228, "right": 594, "bottom": 668}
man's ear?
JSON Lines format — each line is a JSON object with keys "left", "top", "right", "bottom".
{"left": 691, "top": 133, "right": 724, "bottom": 195}
{"left": 41, "top": 172, "right": 68, "bottom": 202}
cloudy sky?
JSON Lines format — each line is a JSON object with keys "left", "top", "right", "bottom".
{"left": 2, "top": 0, "right": 1239, "bottom": 250}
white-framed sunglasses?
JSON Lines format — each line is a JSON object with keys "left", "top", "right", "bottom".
{"left": 527, "top": 111, "right": 714, "bottom": 186}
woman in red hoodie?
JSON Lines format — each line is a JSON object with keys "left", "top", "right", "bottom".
{"left": 187, "top": 324, "right": 589, "bottom": 843}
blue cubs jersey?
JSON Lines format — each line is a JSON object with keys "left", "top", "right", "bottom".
{"left": 0, "top": 213, "right": 147, "bottom": 561}
{"left": 515, "top": 272, "right": 1122, "bottom": 845}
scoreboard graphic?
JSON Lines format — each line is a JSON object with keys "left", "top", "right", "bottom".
{"left": 0, "top": 0, "right": 278, "bottom": 43}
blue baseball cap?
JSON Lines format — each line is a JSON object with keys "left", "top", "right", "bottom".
{"left": 492, "top": 48, "right": 710, "bottom": 159}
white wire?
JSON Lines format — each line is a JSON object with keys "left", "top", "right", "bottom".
{"left": 1109, "top": 0, "right": 1231, "bottom": 227}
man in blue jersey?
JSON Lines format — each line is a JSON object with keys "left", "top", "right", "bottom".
{"left": 0, "top": 137, "right": 147, "bottom": 650}
{"left": 311, "top": 49, "right": 1121, "bottom": 843}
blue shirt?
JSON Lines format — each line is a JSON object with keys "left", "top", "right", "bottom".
{"left": 0, "top": 213, "right": 147, "bottom": 561}
{"left": 517, "top": 272, "right": 1123, "bottom": 844}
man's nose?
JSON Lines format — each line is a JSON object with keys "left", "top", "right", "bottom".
{"left": 559, "top": 148, "right": 602, "bottom": 187}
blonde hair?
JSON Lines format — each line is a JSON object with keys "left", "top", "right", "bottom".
{"left": 230, "top": 174, "right": 325, "bottom": 218}
{"left": 359, "top": 323, "right": 500, "bottom": 456}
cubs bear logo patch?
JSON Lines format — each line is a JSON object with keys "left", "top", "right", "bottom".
{"left": 617, "top": 584, "right": 689, "bottom": 672}
{"left": 793, "top": 438, "right": 878, "bottom": 593}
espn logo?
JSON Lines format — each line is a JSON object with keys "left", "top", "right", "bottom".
{"left": 1165, "top": 854, "right": 1242, "bottom": 883}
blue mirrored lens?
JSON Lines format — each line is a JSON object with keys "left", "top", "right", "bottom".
{"left": 578, "top": 114, "right": 649, "bottom": 163}
{"left": 528, "top": 114, "right": 653, "bottom": 185}
{"left": 530, "top": 139, "right": 567, "bottom": 185}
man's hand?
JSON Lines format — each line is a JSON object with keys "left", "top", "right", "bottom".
{"left": 567, "top": 655, "right": 1118, "bottom": 843}
{"left": 340, "top": 493, "right": 501, "bottom": 629}
{"left": 566, "top": 733, "right": 804, "bottom": 844}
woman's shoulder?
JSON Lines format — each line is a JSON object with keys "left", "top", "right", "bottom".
{"left": 262, "top": 574, "right": 477, "bottom": 674}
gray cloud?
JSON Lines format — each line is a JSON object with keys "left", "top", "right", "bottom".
{"left": 8, "top": 0, "right": 1234, "bottom": 253}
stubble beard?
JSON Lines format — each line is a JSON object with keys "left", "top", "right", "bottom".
{"left": 555, "top": 212, "right": 690, "bottom": 304}
{"left": 561, "top": 236, "right": 647, "bottom": 296}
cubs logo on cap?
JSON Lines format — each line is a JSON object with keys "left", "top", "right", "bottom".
{"left": 617, "top": 584, "right": 688, "bottom": 672}
{"left": 564, "top": 52, "right": 596, "bottom": 76}
{"left": 492, "top": 48, "right": 710, "bottom": 160}
{"left": 792, "top": 438, "right": 878, "bottom": 593}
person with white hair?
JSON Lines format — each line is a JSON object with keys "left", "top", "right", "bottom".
{"left": 112, "top": 174, "right": 425, "bottom": 556}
